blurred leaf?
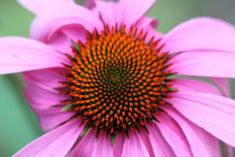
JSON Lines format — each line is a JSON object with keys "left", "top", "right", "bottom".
{"left": 0, "top": 75, "right": 42, "bottom": 156}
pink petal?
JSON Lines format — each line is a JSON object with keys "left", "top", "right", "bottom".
{"left": 30, "top": 5, "right": 102, "bottom": 41}
{"left": 169, "top": 91, "right": 235, "bottom": 147}
{"left": 14, "top": 119, "right": 84, "bottom": 157}
{"left": 23, "top": 68, "right": 73, "bottom": 131}
{"left": 36, "top": 108, "right": 74, "bottom": 131}
{"left": 174, "top": 79, "right": 221, "bottom": 95}
{"left": 29, "top": 5, "right": 102, "bottom": 55}
{"left": 23, "top": 68, "right": 67, "bottom": 92}
{"left": 92, "top": 133, "right": 113, "bottom": 157}
{"left": 68, "top": 130, "right": 96, "bottom": 157}
{"left": 69, "top": 130, "right": 113, "bottom": 157}
{"left": 84, "top": 0, "right": 96, "bottom": 9}
{"left": 121, "top": 130, "right": 152, "bottom": 157}
{"left": 120, "top": 0, "right": 157, "bottom": 25}
{"left": 113, "top": 133, "right": 125, "bottom": 157}
{"left": 95, "top": 0, "right": 157, "bottom": 26}
{"left": 137, "top": 17, "right": 158, "bottom": 29}
{"left": 17, "top": 0, "right": 76, "bottom": 15}
{"left": 161, "top": 17, "right": 235, "bottom": 53}
{"left": 170, "top": 50, "right": 235, "bottom": 78}
{"left": 227, "top": 146, "right": 235, "bottom": 157}
{"left": 136, "top": 17, "right": 163, "bottom": 42}
{"left": 148, "top": 123, "right": 176, "bottom": 157}
{"left": 156, "top": 112, "right": 193, "bottom": 157}
{"left": 0, "top": 37, "right": 64, "bottom": 75}
{"left": 164, "top": 106, "right": 221, "bottom": 157}
{"left": 23, "top": 73, "right": 66, "bottom": 110}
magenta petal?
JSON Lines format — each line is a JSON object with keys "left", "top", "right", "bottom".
{"left": 69, "top": 130, "right": 113, "bottom": 157}
{"left": 137, "top": 17, "right": 158, "bottom": 29}
{"left": 13, "top": 119, "right": 84, "bottom": 157}
{"left": 148, "top": 123, "right": 176, "bottom": 157}
{"left": 170, "top": 50, "right": 235, "bottom": 78}
{"left": 17, "top": 0, "right": 76, "bottom": 15}
{"left": 165, "top": 106, "right": 220, "bottom": 157}
{"left": 170, "top": 91, "right": 235, "bottom": 147}
{"left": 120, "top": 0, "right": 157, "bottom": 25}
{"left": 0, "top": 37, "right": 64, "bottom": 75}
{"left": 84, "top": 0, "right": 96, "bottom": 9}
{"left": 122, "top": 131, "right": 152, "bottom": 157}
{"left": 156, "top": 112, "right": 193, "bottom": 157}
{"left": 23, "top": 73, "right": 67, "bottom": 110}
{"left": 162, "top": 17, "right": 235, "bottom": 53}
{"left": 136, "top": 17, "right": 163, "bottom": 42}
{"left": 30, "top": 5, "right": 102, "bottom": 41}
{"left": 36, "top": 108, "right": 74, "bottom": 131}
{"left": 227, "top": 146, "right": 235, "bottom": 157}
{"left": 95, "top": 0, "right": 156, "bottom": 26}
{"left": 68, "top": 130, "right": 96, "bottom": 157}
{"left": 23, "top": 68, "right": 73, "bottom": 131}
{"left": 113, "top": 133, "right": 125, "bottom": 157}
{"left": 92, "top": 133, "right": 113, "bottom": 157}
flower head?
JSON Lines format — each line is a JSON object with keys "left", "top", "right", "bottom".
{"left": 1, "top": 0, "right": 235, "bottom": 157}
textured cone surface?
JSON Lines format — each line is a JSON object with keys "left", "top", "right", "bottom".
{"left": 62, "top": 25, "right": 175, "bottom": 136}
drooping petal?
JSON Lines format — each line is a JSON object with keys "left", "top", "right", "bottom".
{"left": 23, "top": 68, "right": 73, "bottom": 131}
{"left": 0, "top": 37, "right": 64, "bottom": 75}
{"left": 169, "top": 91, "right": 235, "bottom": 147}
{"left": 148, "top": 123, "right": 176, "bottom": 157}
{"left": 161, "top": 17, "right": 235, "bottom": 53}
{"left": 170, "top": 50, "right": 235, "bottom": 78}
{"left": 29, "top": 4, "right": 102, "bottom": 55}
{"left": 69, "top": 130, "right": 113, "bottom": 157}
{"left": 23, "top": 71, "right": 67, "bottom": 110}
{"left": 13, "top": 119, "right": 84, "bottom": 157}
{"left": 156, "top": 112, "right": 193, "bottom": 157}
{"left": 164, "top": 106, "right": 221, "bottom": 157}
{"left": 35, "top": 108, "right": 74, "bottom": 131}
{"left": 30, "top": 5, "right": 102, "bottom": 41}
{"left": 113, "top": 133, "right": 125, "bottom": 157}
{"left": 68, "top": 130, "right": 96, "bottom": 157}
{"left": 95, "top": 0, "right": 157, "bottom": 26}
{"left": 91, "top": 133, "right": 113, "bottom": 157}
{"left": 121, "top": 130, "right": 152, "bottom": 157}
{"left": 17, "top": 0, "right": 76, "bottom": 15}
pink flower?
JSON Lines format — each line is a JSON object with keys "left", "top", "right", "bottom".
{"left": 1, "top": 0, "right": 235, "bottom": 156}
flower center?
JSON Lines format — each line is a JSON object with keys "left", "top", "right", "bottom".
{"left": 61, "top": 25, "right": 175, "bottom": 136}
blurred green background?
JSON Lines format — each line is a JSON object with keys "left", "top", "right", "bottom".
{"left": 0, "top": 0, "right": 235, "bottom": 156}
